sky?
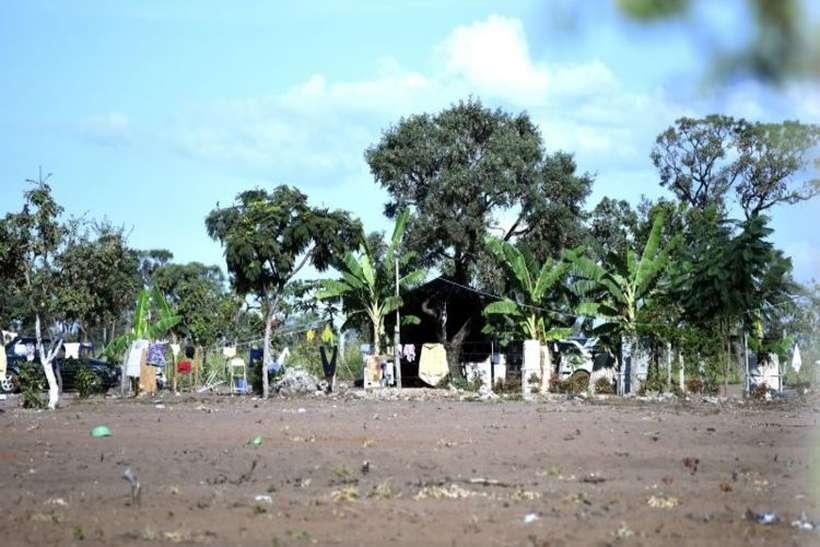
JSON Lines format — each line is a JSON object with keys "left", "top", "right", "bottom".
{"left": 1, "top": 1, "right": 818, "bottom": 281}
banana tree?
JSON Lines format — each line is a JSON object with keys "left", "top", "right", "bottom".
{"left": 482, "top": 237, "right": 578, "bottom": 342}
{"left": 575, "top": 211, "right": 670, "bottom": 392}
{"left": 482, "top": 237, "right": 579, "bottom": 392}
{"left": 317, "top": 210, "right": 425, "bottom": 355}
{"left": 104, "top": 287, "right": 180, "bottom": 375}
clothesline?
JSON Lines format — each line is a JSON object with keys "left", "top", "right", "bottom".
{"left": 205, "top": 320, "right": 330, "bottom": 354}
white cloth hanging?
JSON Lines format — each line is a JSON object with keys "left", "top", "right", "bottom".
{"left": 401, "top": 344, "right": 416, "bottom": 362}
{"left": 170, "top": 343, "right": 181, "bottom": 359}
{"left": 792, "top": 345, "right": 802, "bottom": 374}
{"left": 63, "top": 343, "right": 81, "bottom": 360}
{"left": 126, "top": 340, "right": 149, "bottom": 378}
{"left": 222, "top": 346, "right": 237, "bottom": 359}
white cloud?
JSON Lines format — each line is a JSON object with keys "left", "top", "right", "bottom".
{"left": 437, "top": 15, "right": 549, "bottom": 103}
{"left": 154, "top": 15, "right": 652, "bottom": 177}
{"left": 75, "top": 112, "right": 132, "bottom": 147}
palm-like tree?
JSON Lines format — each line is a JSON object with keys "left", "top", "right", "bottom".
{"left": 105, "top": 287, "right": 181, "bottom": 360}
{"left": 317, "top": 210, "right": 425, "bottom": 354}
{"left": 482, "top": 238, "right": 581, "bottom": 394}
{"left": 575, "top": 211, "right": 670, "bottom": 391}
{"left": 482, "top": 237, "right": 577, "bottom": 342}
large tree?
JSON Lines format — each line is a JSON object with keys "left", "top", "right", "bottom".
{"left": 366, "top": 98, "right": 591, "bottom": 372}
{"left": 57, "top": 222, "right": 141, "bottom": 346}
{"left": 152, "top": 261, "right": 236, "bottom": 347}
{"left": 206, "top": 185, "right": 361, "bottom": 398}
{"left": 652, "top": 115, "right": 818, "bottom": 217}
{"left": 0, "top": 174, "right": 67, "bottom": 408}
{"left": 587, "top": 197, "right": 639, "bottom": 260}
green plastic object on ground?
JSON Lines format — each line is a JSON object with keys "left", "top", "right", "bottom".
{"left": 90, "top": 425, "right": 112, "bottom": 438}
{"left": 248, "top": 434, "right": 263, "bottom": 447}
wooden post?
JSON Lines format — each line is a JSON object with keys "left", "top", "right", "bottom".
{"left": 743, "top": 332, "right": 750, "bottom": 397}
{"left": 138, "top": 346, "right": 155, "bottom": 397}
{"left": 666, "top": 342, "right": 672, "bottom": 392}
{"left": 678, "top": 350, "right": 685, "bottom": 392}
{"left": 394, "top": 256, "right": 402, "bottom": 389}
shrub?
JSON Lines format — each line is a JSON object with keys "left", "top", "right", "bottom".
{"left": 750, "top": 383, "right": 770, "bottom": 400}
{"left": 19, "top": 363, "right": 46, "bottom": 409}
{"left": 594, "top": 377, "right": 615, "bottom": 395}
{"left": 75, "top": 367, "right": 102, "bottom": 399}
{"left": 686, "top": 378, "right": 704, "bottom": 394}
{"left": 558, "top": 372, "right": 589, "bottom": 394}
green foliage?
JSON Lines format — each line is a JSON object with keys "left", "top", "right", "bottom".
{"left": 482, "top": 236, "right": 577, "bottom": 342}
{"left": 576, "top": 210, "right": 671, "bottom": 342}
{"left": 152, "top": 262, "right": 239, "bottom": 346}
{"left": 206, "top": 185, "right": 360, "bottom": 398}
{"left": 57, "top": 223, "right": 141, "bottom": 341}
{"left": 617, "top": 0, "right": 819, "bottom": 84}
{"left": 206, "top": 186, "right": 361, "bottom": 299}
{"left": 366, "top": 98, "right": 590, "bottom": 283}
{"left": 75, "top": 366, "right": 102, "bottom": 399}
{"left": 104, "top": 288, "right": 181, "bottom": 360}
{"left": 19, "top": 363, "right": 46, "bottom": 408}
{"left": 317, "top": 210, "right": 425, "bottom": 354}
{"left": 587, "top": 197, "right": 639, "bottom": 261}
{"left": 652, "top": 116, "right": 819, "bottom": 217}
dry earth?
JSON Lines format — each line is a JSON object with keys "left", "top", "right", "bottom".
{"left": 0, "top": 389, "right": 818, "bottom": 546}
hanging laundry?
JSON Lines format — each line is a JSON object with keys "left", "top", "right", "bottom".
{"left": 147, "top": 343, "right": 167, "bottom": 367}
{"left": 126, "top": 340, "right": 149, "bottom": 378}
{"left": 321, "top": 325, "right": 335, "bottom": 344}
{"left": 249, "top": 347, "right": 263, "bottom": 364}
{"left": 320, "top": 346, "right": 338, "bottom": 379}
{"left": 170, "top": 343, "right": 181, "bottom": 359}
{"left": 24, "top": 343, "right": 35, "bottom": 362}
{"left": 63, "top": 343, "right": 81, "bottom": 360}
{"left": 306, "top": 329, "right": 316, "bottom": 343}
{"left": 402, "top": 344, "right": 416, "bottom": 362}
{"left": 185, "top": 346, "right": 195, "bottom": 359}
{"left": 0, "top": 346, "right": 7, "bottom": 379}
{"left": 792, "top": 344, "right": 802, "bottom": 374}
{"left": 266, "top": 347, "right": 291, "bottom": 374}
{"left": 222, "top": 346, "right": 237, "bottom": 359}
{"left": 177, "top": 359, "right": 193, "bottom": 375}
{"left": 418, "top": 343, "right": 448, "bottom": 386}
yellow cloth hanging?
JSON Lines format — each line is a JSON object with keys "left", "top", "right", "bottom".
{"left": 306, "top": 329, "right": 316, "bottom": 343}
{"left": 418, "top": 343, "right": 448, "bottom": 386}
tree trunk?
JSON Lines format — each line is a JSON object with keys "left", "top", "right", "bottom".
{"left": 35, "top": 314, "right": 61, "bottom": 410}
{"left": 539, "top": 343, "right": 552, "bottom": 395}
{"left": 724, "top": 337, "right": 730, "bottom": 397}
{"left": 445, "top": 318, "right": 471, "bottom": 380}
{"left": 262, "top": 305, "right": 274, "bottom": 400}
{"left": 372, "top": 319, "right": 381, "bottom": 357}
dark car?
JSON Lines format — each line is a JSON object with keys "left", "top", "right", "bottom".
{"left": 2, "top": 337, "right": 120, "bottom": 394}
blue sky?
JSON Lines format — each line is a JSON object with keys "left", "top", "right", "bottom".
{"left": 1, "top": 1, "right": 818, "bottom": 281}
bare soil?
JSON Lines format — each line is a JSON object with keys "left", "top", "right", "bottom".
{"left": 0, "top": 389, "right": 818, "bottom": 546}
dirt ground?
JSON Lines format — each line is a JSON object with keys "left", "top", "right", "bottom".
{"left": 0, "top": 389, "right": 818, "bottom": 546}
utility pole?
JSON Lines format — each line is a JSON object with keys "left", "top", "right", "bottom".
{"left": 394, "top": 256, "right": 402, "bottom": 389}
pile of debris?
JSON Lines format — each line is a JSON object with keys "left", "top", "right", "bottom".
{"left": 273, "top": 367, "right": 320, "bottom": 396}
